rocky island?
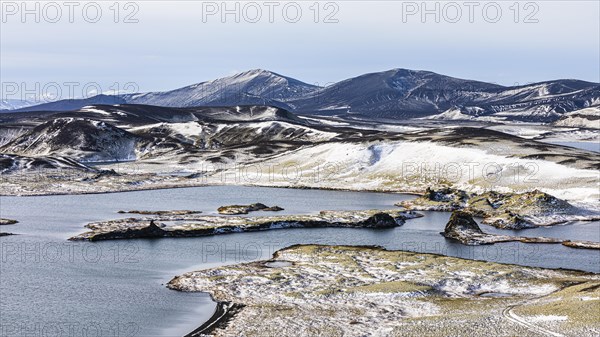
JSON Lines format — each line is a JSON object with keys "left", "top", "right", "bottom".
{"left": 0, "top": 218, "right": 18, "bottom": 225}
{"left": 168, "top": 244, "right": 600, "bottom": 337}
{"left": 69, "top": 209, "right": 422, "bottom": 241}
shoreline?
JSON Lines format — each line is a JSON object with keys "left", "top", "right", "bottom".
{"left": 183, "top": 301, "right": 244, "bottom": 337}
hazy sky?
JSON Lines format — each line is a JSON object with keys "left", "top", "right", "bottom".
{"left": 1, "top": 1, "right": 599, "bottom": 99}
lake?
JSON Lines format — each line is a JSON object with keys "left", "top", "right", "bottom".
{"left": 0, "top": 186, "right": 598, "bottom": 337}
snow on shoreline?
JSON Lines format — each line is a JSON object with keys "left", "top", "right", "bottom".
{"left": 201, "top": 140, "right": 599, "bottom": 208}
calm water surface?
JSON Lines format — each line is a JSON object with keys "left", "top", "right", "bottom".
{"left": 0, "top": 186, "right": 411, "bottom": 337}
{"left": 545, "top": 141, "right": 600, "bottom": 153}
{"left": 0, "top": 186, "right": 598, "bottom": 337}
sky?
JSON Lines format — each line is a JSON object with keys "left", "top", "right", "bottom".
{"left": 1, "top": 0, "right": 599, "bottom": 100}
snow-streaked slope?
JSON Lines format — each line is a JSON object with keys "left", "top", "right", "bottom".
{"left": 1, "top": 118, "right": 138, "bottom": 162}
{"left": 420, "top": 107, "right": 505, "bottom": 122}
{"left": 0, "top": 153, "right": 94, "bottom": 174}
{"left": 122, "top": 69, "right": 320, "bottom": 109}
{"left": 289, "top": 68, "right": 504, "bottom": 118}
{"left": 553, "top": 107, "right": 600, "bottom": 129}
{"left": 0, "top": 104, "right": 343, "bottom": 164}
{"left": 127, "top": 119, "right": 340, "bottom": 161}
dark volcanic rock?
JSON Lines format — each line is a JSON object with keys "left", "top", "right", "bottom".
{"left": 444, "top": 211, "right": 483, "bottom": 234}
{"left": 0, "top": 232, "right": 15, "bottom": 237}
{"left": 263, "top": 206, "right": 284, "bottom": 212}
{"left": 88, "top": 220, "right": 166, "bottom": 241}
{"left": 357, "top": 213, "right": 398, "bottom": 228}
{"left": 441, "top": 211, "right": 488, "bottom": 245}
{"left": 218, "top": 203, "right": 283, "bottom": 215}
{"left": 426, "top": 187, "right": 470, "bottom": 204}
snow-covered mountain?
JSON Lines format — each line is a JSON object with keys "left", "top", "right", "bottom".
{"left": 0, "top": 99, "right": 38, "bottom": 111}
{"left": 287, "top": 68, "right": 504, "bottom": 118}
{"left": 8, "top": 68, "right": 600, "bottom": 123}
{"left": 288, "top": 69, "right": 599, "bottom": 121}
{"left": 122, "top": 69, "right": 319, "bottom": 109}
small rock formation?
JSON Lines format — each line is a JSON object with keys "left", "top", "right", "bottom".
{"left": 0, "top": 232, "right": 15, "bottom": 237}
{"left": 0, "top": 218, "right": 18, "bottom": 225}
{"left": 263, "top": 206, "right": 284, "bottom": 212}
{"left": 218, "top": 203, "right": 284, "bottom": 215}
{"left": 358, "top": 213, "right": 398, "bottom": 228}
{"left": 441, "top": 211, "right": 487, "bottom": 245}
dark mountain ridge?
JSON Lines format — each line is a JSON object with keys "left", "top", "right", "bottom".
{"left": 9, "top": 68, "right": 599, "bottom": 123}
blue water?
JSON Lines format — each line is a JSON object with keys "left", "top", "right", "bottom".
{"left": 546, "top": 141, "right": 600, "bottom": 153}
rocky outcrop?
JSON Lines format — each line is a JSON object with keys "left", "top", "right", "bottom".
{"left": 0, "top": 218, "right": 18, "bottom": 225}
{"left": 442, "top": 211, "right": 596, "bottom": 249}
{"left": 442, "top": 211, "right": 484, "bottom": 244}
{"left": 217, "top": 203, "right": 284, "bottom": 215}
{"left": 70, "top": 209, "right": 421, "bottom": 241}
{"left": 400, "top": 188, "right": 598, "bottom": 229}
{"left": 423, "top": 187, "right": 470, "bottom": 210}
{"left": 441, "top": 211, "right": 515, "bottom": 245}
{"left": 0, "top": 232, "right": 14, "bottom": 237}
{"left": 356, "top": 213, "right": 397, "bottom": 228}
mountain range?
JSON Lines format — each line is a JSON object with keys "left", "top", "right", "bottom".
{"left": 4, "top": 68, "right": 599, "bottom": 123}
